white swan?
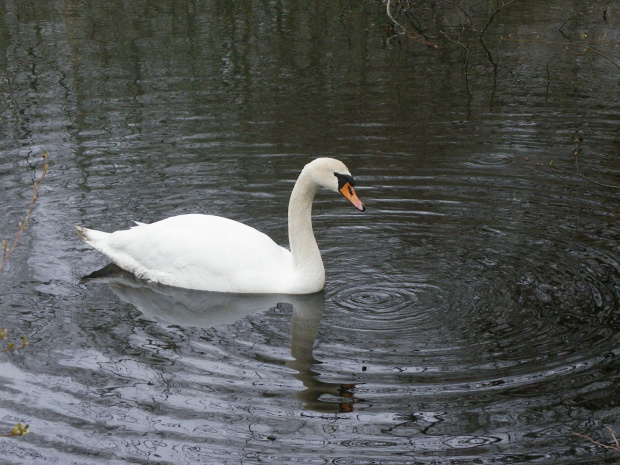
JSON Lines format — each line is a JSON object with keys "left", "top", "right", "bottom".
{"left": 75, "top": 158, "right": 365, "bottom": 294}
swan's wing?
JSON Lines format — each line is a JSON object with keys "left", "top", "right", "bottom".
{"left": 104, "top": 214, "right": 293, "bottom": 293}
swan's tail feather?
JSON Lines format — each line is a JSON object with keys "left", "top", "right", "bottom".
{"left": 75, "top": 226, "right": 145, "bottom": 279}
{"left": 74, "top": 226, "right": 110, "bottom": 248}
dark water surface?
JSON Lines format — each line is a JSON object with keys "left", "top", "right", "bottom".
{"left": 1, "top": 0, "right": 620, "bottom": 463}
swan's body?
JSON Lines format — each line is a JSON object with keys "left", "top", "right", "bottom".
{"left": 76, "top": 158, "right": 365, "bottom": 294}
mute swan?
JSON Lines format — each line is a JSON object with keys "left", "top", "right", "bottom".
{"left": 76, "top": 158, "right": 365, "bottom": 294}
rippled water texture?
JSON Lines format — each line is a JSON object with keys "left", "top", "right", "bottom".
{"left": 1, "top": 0, "right": 620, "bottom": 464}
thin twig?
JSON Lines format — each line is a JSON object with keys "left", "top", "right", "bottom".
{"left": 549, "top": 165, "right": 620, "bottom": 190}
{"left": 573, "top": 137, "right": 581, "bottom": 175}
{"left": 610, "top": 427, "right": 620, "bottom": 450}
{"left": 0, "top": 152, "right": 49, "bottom": 275}
{"left": 545, "top": 63, "right": 550, "bottom": 102}
{"left": 576, "top": 45, "right": 620, "bottom": 71}
{"left": 573, "top": 430, "right": 620, "bottom": 452}
{"left": 527, "top": 135, "right": 620, "bottom": 190}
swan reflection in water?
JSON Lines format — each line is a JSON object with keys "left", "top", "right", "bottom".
{"left": 82, "top": 264, "right": 363, "bottom": 413}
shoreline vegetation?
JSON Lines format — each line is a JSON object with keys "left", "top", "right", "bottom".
{"left": 0, "top": 151, "right": 48, "bottom": 437}
{"left": 0, "top": 152, "right": 49, "bottom": 275}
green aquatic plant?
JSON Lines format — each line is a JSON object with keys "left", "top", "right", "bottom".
{"left": 0, "top": 333, "right": 29, "bottom": 354}
{"left": 0, "top": 423, "right": 30, "bottom": 437}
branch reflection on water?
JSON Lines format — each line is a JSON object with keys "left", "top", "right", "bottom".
{"left": 81, "top": 264, "right": 363, "bottom": 413}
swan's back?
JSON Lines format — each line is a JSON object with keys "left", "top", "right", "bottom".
{"left": 77, "top": 214, "right": 293, "bottom": 293}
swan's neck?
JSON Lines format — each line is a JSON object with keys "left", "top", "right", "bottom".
{"left": 288, "top": 169, "right": 325, "bottom": 291}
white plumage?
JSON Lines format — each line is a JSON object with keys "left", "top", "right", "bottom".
{"left": 76, "top": 158, "right": 365, "bottom": 294}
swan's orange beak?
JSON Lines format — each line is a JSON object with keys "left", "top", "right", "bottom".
{"left": 339, "top": 182, "right": 366, "bottom": 212}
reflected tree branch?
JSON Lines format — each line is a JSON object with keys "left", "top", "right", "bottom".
{"left": 439, "top": 29, "right": 473, "bottom": 111}
{"left": 502, "top": 35, "right": 620, "bottom": 72}
{"left": 386, "top": 0, "right": 407, "bottom": 42}
{"left": 479, "top": 0, "right": 517, "bottom": 111}
{"left": 557, "top": 16, "right": 572, "bottom": 39}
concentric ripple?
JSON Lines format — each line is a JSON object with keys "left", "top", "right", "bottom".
{"left": 331, "top": 282, "right": 445, "bottom": 332}
{"left": 320, "top": 160, "right": 620, "bottom": 425}
{"left": 467, "top": 152, "right": 516, "bottom": 166}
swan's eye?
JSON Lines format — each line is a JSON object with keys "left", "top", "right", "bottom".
{"left": 334, "top": 172, "right": 355, "bottom": 190}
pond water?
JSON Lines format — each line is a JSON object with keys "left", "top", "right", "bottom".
{"left": 1, "top": 0, "right": 620, "bottom": 463}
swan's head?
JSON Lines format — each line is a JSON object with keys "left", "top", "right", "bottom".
{"left": 305, "top": 158, "right": 366, "bottom": 212}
